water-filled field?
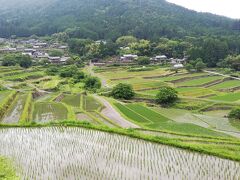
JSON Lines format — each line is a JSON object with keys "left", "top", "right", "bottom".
{"left": 32, "top": 102, "right": 68, "bottom": 122}
{"left": 0, "top": 127, "right": 239, "bottom": 180}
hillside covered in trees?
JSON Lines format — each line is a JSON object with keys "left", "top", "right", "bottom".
{"left": 0, "top": 0, "right": 238, "bottom": 40}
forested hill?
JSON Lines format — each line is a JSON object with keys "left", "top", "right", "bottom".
{"left": 0, "top": 0, "right": 237, "bottom": 40}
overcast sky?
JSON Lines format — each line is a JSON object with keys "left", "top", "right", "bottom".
{"left": 166, "top": 0, "right": 240, "bottom": 19}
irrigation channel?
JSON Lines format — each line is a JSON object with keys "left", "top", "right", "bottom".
{"left": 0, "top": 127, "right": 239, "bottom": 179}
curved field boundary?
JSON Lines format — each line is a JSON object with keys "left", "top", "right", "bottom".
{"left": 94, "top": 96, "right": 140, "bottom": 128}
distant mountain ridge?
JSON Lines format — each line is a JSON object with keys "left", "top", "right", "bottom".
{"left": 0, "top": 0, "right": 237, "bottom": 39}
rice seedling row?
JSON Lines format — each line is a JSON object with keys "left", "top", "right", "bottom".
{"left": 0, "top": 127, "right": 239, "bottom": 179}
{"left": 115, "top": 103, "right": 229, "bottom": 137}
{"left": 61, "top": 94, "right": 81, "bottom": 107}
{"left": 32, "top": 102, "right": 68, "bottom": 122}
{"left": 176, "top": 76, "right": 223, "bottom": 87}
{"left": 82, "top": 95, "right": 103, "bottom": 112}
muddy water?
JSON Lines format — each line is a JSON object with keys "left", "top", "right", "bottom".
{"left": 0, "top": 127, "right": 239, "bottom": 180}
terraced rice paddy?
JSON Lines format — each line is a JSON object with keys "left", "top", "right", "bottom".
{"left": 176, "top": 76, "right": 223, "bottom": 87}
{"left": 33, "top": 102, "right": 68, "bottom": 122}
{"left": 1, "top": 94, "right": 27, "bottom": 124}
{"left": 209, "top": 80, "right": 240, "bottom": 90}
{"left": 62, "top": 94, "right": 81, "bottom": 107}
{"left": 115, "top": 103, "right": 228, "bottom": 137}
{"left": 82, "top": 95, "right": 103, "bottom": 111}
{"left": 210, "top": 92, "right": 240, "bottom": 102}
{"left": 38, "top": 78, "right": 62, "bottom": 90}
{"left": 0, "top": 127, "right": 239, "bottom": 179}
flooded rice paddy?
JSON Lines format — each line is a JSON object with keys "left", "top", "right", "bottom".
{"left": 0, "top": 127, "right": 239, "bottom": 179}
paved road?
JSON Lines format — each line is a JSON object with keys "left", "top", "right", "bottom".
{"left": 204, "top": 70, "right": 240, "bottom": 80}
{"left": 94, "top": 95, "right": 140, "bottom": 128}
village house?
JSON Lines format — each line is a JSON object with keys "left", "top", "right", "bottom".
{"left": 95, "top": 40, "right": 107, "bottom": 45}
{"left": 173, "top": 63, "right": 184, "bottom": 69}
{"left": 120, "top": 54, "right": 138, "bottom": 63}
{"left": 34, "top": 42, "right": 48, "bottom": 48}
{"left": 170, "top": 58, "right": 187, "bottom": 65}
{"left": 0, "top": 47, "right": 17, "bottom": 53}
{"left": 151, "top": 55, "right": 168, "bottom": 64}
{"left": 48, "top": 56, "right": 70, "bottom": 64}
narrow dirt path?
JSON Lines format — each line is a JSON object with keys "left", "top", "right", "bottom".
{"left": 94, "top": 95, "right": 140, "bottom": 128}
{"left": 87, "top": 63, "right": 109, "bottom": 88}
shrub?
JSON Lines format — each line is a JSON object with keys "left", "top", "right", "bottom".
{"left": 19, "top": 55, "right": 32, "bottom": 68}
{"left": 111, "top": 83, "right": 135, "bottom": 100}
{"left": 73, "top": 71, "right": 85, "bottom": 83}
{"left": 156, "top": 86, "right": 178, "bottom": 105}
{"left": 137, "top": 56, "right": 150, "bottom": 65}
{"left": 59, "top": 65, "right": 78, "bottom": 78}
{"left": 229, "top": 108, "right": 240, "bottom": 120}
{"left": 84, "top": 76, "right": 101, "bottom": 91}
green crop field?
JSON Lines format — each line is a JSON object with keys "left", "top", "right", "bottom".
{"left": 62, "top": 94, "right": 81, "bottom": 107}
{"left": 38, "top": 78, "right": 62, "bottom": 90}
{"left": 82, "top": 95, "right": 103, "bottom": 112}
{"left": 210, "top": 92, "right": 240, "bottom": 102}
{"left": 33, "top": 102, "right": 68, "bottom": 122}
{"left": 209, "top": 80, "right": 240, "bottom": 90}
{"left": 176, "top": 76, "right": 223, "bottom": 86}
{"left": 114, "top": 103, "right": 228, "bottom": 137}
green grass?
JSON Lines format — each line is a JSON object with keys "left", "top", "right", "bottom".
{"left": 38, "top": 78, "right": 61, "bottom": 90}
{"left": 126, "top": 104, "right": 170, "bottom": 123}
{"left": 158, "top": 72, "right": 207, "bottom": 82}
{"left": 33, "top": 102, "right": 68, "bottom": 122}
{"left": 2, "top": 71, "right": 44, "bottom": 81}
{"left": 176, "top": 87, "right": 215, "bottom": 97}
{"left": 115, "top": 103, "right": 228, "bottom": 137}
{"left": 0, "top": 157, "right": 18, "bottom": 180}
{"left": 210, "top": 92, "right": 240, "bottom": 102}
{"left": 177, "top": 76, "right": 222, "bottom": 86}
{"left": 62, "top": 94, "right": 81, "bottom": 107}
{"left": 209, "top": 80, "right": 240, "bottom": 90}
{"left": 114, "top": 103, "right": 151, "bottom": 123}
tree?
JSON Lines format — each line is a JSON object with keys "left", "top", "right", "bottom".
{"left": 111, "top": 83, "right": 135, "bottom": 100}
{"left": 59, "top": 65, "right": 78, "bottom": 78}
{"left": 73, "top": 71, "right": 85, "bottom": 83}
{"left": 48, "top": 49, "right": 64, "bottom": 57}
{"left": 156, "top": 86, "right": 178, "bottom": 105}
{"left": 84, "top": 76, "right": 101, "bottom": 90}
{"left": 46, "top": 66, "right": 59, "bottom": 76}
{"left": 2, "top": 55, "right": 17, "bottom": 66}
{"left": 19, "top": 55, "right": 32, "bottom": 68}
{"left": 138, "top": 56, "right": 150, "bottom": 65}
{"left": 116, "top": 36, "right": 137, "bottom": 47}
{"left": 195, "top": 60, "right": 206, "bottom": 72}
{"left": 229, "top": 108, "right": 240, "bottom": 120}
{"left": 185, "top": 63, "right": 194, "bottom": 72}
